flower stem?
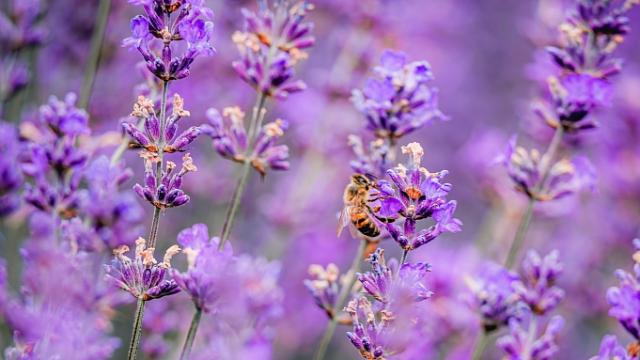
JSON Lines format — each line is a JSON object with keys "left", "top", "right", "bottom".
{"left": 471, "top": 330, "right": 491, "bottom": 360}
{"left": 127, "top": 298, "right": 146, "bottom": 360}
{"left": 503, "top": 125, "right": 564, "bottom": 269}
{"left": 399, "top": 249, "right": 409, "bottom": 265}
{"left": 179, "top": 307, "right": 202, "bottom": 360}
{"left": 314, "top": 239, "right": 367, "bottom": 360}
{"left": 218, "top": 92, "right": 268, "bottom": 249}
{"left": 79, "top": 0, "right": 112, "bottom": 109}
{"left": 504, "top": 198, "right": 534, "bottom": 269}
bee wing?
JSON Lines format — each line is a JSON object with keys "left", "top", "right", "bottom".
{"left": 337, "top": 206, "right": 352, "bottom": 236}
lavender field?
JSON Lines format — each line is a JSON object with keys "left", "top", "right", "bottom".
{"left": 1, "top": 0, "right": 640, "bottom": 359}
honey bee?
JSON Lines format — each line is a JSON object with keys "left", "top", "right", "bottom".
{"left": 338, "top": 174, "right": 387, "bottom": 238}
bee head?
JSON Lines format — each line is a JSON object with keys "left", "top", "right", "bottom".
{"left": 351, "top": 174, "right": 370, "bottom": 187}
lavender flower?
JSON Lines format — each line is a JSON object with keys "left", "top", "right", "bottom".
{"left": 537, "top": 0, "right": 638, "bottom": 133}
{"left": 497, "top": 314, "right": 564, "bottom": 360}
{"left": 105, "top": 237, "right": 181, "bottom": 301}
{"left": 204, "top": 107, "right": 290, "bottom": 175}
{"left": 345, "top": 296, "right": 389, "bottom": 360}
{"left": 0, "top": 0, "right": 45, "bottom": 50}
{"left": 1, "top": 243, "right": 121, "bottom": 360}
{"left": 124, "top": 0, "right": 215, "bottom": 81}
{"left": 21, "top": 93, "right": 89, "bottom": 217}
{"left": 348, "top": 135, "right": 391, "bottom": 179}
{"left": 304, "top": 263, "right": 341, "bottom": 318}
{"left": 590, "top": 335, "right": 637, "bottom": 360}
{"left": 351, "top": 50, "right": 446, "bottom": 140}
{"left": 232, "top": 1, "right": 315, "bottom": 99}
{"left": 377, "top": 142, "right": 462, "bottom": 250}
{"left": 123, "top": 94, "right": 202, "bottom": 154}
{"left": 0, "top": 121, "right": 23, "bottom": 216}
{"left": 78, "top": 157, "right": 144, "bottom": 249}
{"left": 606, "top": 239, "right": 640, "bottom": 340}
{"left": 465, "top": 263, "right": 521, "bottom": 331}
{"left": 357, "top": 248, "right": 432, "bottom": 304}
{"left": 133, "top": 151, "right": 197, "bottom": 209}
{"left": 172, "top": 223, "right": 234, "bottom": 312}
{"left": 500, "top": 136, "right": 596, "bottom": 201}
{"left": 513, "top": 250, "right": 565, "bottom": 315}
{"left": 344, "top": 248, "right": 433, "bottom": 359}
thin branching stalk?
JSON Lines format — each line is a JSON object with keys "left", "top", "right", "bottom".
{"left": 127, "top": 298, "right": 146, "bottom": 360}
{"left": 79, "top": 0, "right": 112, "bottom": 109}
{"left": 503, "top": 125, "right": 564, "bottom": 268}
{"left": 180, "top": 307, "right": 203, "bottom": 360}
{"left": 314, "top": 239, "right": 367, "bottom": 360}
{"left": 218, "top": 92, "right": 268, "bottom": 249}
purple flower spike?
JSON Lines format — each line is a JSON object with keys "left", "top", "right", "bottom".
{"left": 204, "top": 107, "right": 290, "bottom": 176}
{"left": 590, "top": 335, "right": 637, "bottom": 360}
{"left": 497, "top": 314, "right": 564, "bottom": 360}
{"left": 21, "top": 93, "right": 90, "bottom": 218}
{"left": 232, "top": 1, "right": 315, "bottom": 99}
{"left": 133, "top": 152, "right": 197, "bottom": 209}
{"left": 348, "top": 136, "right": 391, "bottom": 179}
{"left": 105, "top": 237, "right": 181, "bottom": 301}
{"left": 304, "top": 263, "right": 341, "bottom": 318}
{"left": 375, "top": 142, "right": 461, "bottom": 250}
{"left": 606, "top": 239, "right": 640, "bottom": 341}
{"left": 123, "top": 0, "right": 215, "bottom": 81}
{"left": 357, "top": 248, "right": 432, "bottom": 305}
{"left": 500, "top": 136, "right": 595, "bottom": 201}
{"left": 345, "top": 297, "right": 389, "bottom": 360}
{"left": 465, "top": 263, "right": 521, "bottom": 331}
{"left": 172, "top": 223, "right": 283, "bottom": 331}
{"left": 513, "top": 250, "right": 565, "bottom": 315}
{"left": 351, "top": 50, "right": 446, "bottom": 140}
{"left": 0, "top": 121, "right": 23, "bottom": 216}
{"left": 125, "top": 94, "right": 201, "bottom": 155}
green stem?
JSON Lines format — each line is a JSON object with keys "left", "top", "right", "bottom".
{"left": 147, "top": 206, "right": 161, "bottom": 249}
{"left": 503, "top": 125, "right": 564, "bottom": 269}
{"left": 218, "top": 92, "right": 268, "bottom": 250}
{"left": 79, "top": 0, "right": 112, "bottom": 109}
{"left": 179, "top": 307, "right": 202, "bottom": 360}
{"left": 471, "top": 331, "right": 491, "bottom": 360}
{"left": 127, "top": 298, "right": 146, "bottom": 360}
{"left": 504, "top": 199, "right": 534, "bottom": 269}
{"left": 314, "top": 239, "right": 367, "bottom": 360}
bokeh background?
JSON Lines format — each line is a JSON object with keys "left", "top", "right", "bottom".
{"left": 2, "top": 0, "right": 640, "bottom": 359}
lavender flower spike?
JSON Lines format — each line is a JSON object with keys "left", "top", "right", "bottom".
{"left": 345, "top": 296, "right": 389, "bottom": 360}
{"left": 124, "top": 0, "right": 215, "bottom": 81}
{"left": 590, "top": 335, "right": 637, "bottom": 360}
{"left": 304, "top": 263, "right": 341, "bottom": 318}
{"left": 465, "top": 263, "right": 521, "bottom": 331}
{"left": 351, "top": 50, "right": 446, "bottom": 140}
{"left": 497, "top": 314, "right": 564, "bottom": 360}
{"left": 133, "top": 152, "right": 198, "bottom": 209}
{"left": 0, "top": 121, "right": 23, "bottom": 216}
{"left": 500, "top": 136, "right": 595, "bottom": 201}
{"left": 232, "top": 1, "right": 315, "bottom": 99}
{"left": 204, "top": 106, "right": 290, "bottom": 176}
{"left": 606, "top": 239, "right": 640, "bottom": 341}
{"left": 513, "top": 250, "right": 565, "bottom": 315}
{"left": 105, "top": 237, "right": 181, "bottom": 301}
{"left": 377, "top": 142, "right": 462, "bottom": 251}
{"left": 171, "top": 223, "right": 234, "bottom": 313}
